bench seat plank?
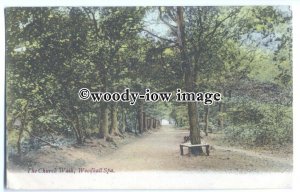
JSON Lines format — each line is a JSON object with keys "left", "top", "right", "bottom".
{"left": 180, "top": 143, "right": 210, "bottom": 156}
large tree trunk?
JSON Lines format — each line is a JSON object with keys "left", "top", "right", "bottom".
{"left": 99, "top": 105, "right": 109, "bottom": 138}
{"left": 81, "top": 114, "right": 89, "bottom": 139}
{"left": 177, "top": 6, "right": 201, "bottom": 155}
{"left": 98, "top": 56, "right": 109, "bottom": 138}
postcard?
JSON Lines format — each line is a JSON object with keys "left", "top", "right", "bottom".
{"left": 4, "top": 1, "right": 294, "bottom": 190}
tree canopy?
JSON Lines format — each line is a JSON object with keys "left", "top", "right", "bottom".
{"left": 6, "top": 6, "right": 292, "bottom": 157}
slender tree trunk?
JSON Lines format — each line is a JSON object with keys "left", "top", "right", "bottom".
{"left": 74, "top": 114, "right": 84, "bottom": 144}
{"left": 121, "top": 108, "right": 126, "bottom": 134}
{"left": 97, "top": 108, "right": 101, "bottom": 131}
{"left": 204, "top": 106, "right": 209, "bottom": 136}
{"left": 218, "top": 90, "right": 226, "bottom": 129}
{"left": 134, "top": 117, "right": 138, "bottom": 135}
{"left": 17, "top": 105, "right": 28, "bottom": 159}
{"left": 137, "top": 102, "right": 143, "bottom": 134}
{"left": 147, "top": 118, "right": 151, "bottom": 129}
{"left": 143, "top": 112, "right": 147, "bottom": 131}
{"left": 149, "top": 118, "right": 153, "bottom": 129}
{"left": 61, "top": 109, "right": 83, "bottom": 144}
{"left": 218, "top": 102, "right": 224, "bottom": 130}
{"left": 17, "top": 124, "right": 24, "bottom": 159}
{"left": 71, "top": 121, "right": 83, "bottom": 145}
{"left": 99, "top": 105, "right": 109, "bottom": 138}
{"left": 177, "top": 6, "right": 201, "bottom": 155}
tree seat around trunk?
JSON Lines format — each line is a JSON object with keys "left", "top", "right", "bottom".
{"left": 183, "top": 135, "right": 203, "bottom": 143}
{"left": 180, "top": 143, "right": 210, "bottom": 156}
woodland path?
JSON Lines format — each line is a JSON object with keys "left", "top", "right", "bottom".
{"left": 80, "top": 125, "right": 292, "bottom": 172}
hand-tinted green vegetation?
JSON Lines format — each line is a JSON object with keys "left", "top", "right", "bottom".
{"left": 6, "top": 6, "right": 292, "bottom": 159}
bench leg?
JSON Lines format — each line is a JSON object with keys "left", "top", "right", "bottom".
{"left": 180, "top": 145, "right": 183, "bottom": 155}
{"left": 206, "top": 145, "right": 209, "bottom": 156}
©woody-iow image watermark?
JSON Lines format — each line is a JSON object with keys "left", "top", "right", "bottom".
{"left": 78, "top": 88, "right": 221, "bottom": 105}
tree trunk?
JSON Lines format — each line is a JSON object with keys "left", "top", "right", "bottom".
{"left": 98, "top": 55, "right": 109, "bottom": 138}
{"left": 17, "top": 106, "right": 28, "bottom": 159}
{"left": 74, "top": 114, "right": 84, "bottom": 144}
{"left": 218, "top": 90, "right": 226, "bottom": 130}
{"left": 97, "top": 108, "right": 101, "bottom": 131}
{"left": 17, "top": 124, "right": 24, "bottom": 159}
{"left": 147, "top": 118, "right": 151, "bottom": 129}
{"left": 109, "top": 103, "right": 119, "bottom": 135}
{"left": 81, "top": 114, "right": 89, "bottom": 139}
{"left": 143, "top": 112, "right": 147, "bottom": 131}
{"left": 177, "top": 6, "right": 201, "bottom": 155}
{"left": 137, "top": 102, "right": 143, "bottom": 134}
{"left": 149, "top": 117, "right": 153, "bottom": 129}
{"left": 218, "top": 102, "right": 224, "bottom": 130}
{"left": 134, "top": 117, "right": 138, "bottom": 135}
{"left": 204, "top": 105, "right": 209, "bottom": 136}
{"left": 99, "top": 105, "right": 109, "bottom": 138}
{"left": 121, "top": 108, "right": 126, "bottom": 134}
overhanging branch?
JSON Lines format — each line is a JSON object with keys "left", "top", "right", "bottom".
{"left": 158, "top": 7, "right": 177, "bottom": 33}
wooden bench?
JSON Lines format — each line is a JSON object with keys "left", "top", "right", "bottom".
{"left": 180, "top": 143, "right": 210, "bottom": 156}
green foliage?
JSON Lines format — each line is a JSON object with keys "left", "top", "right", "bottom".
{"left": 5, "top": 6, "right": 293, "bottom": 155}
{"left": 170, "top": 104, "right": 189, "bottom": 127}
{"left": 225, "top": 100, "right": 292, "bottom": 146}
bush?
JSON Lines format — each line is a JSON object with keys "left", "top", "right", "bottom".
{"left": 225, "top": 100, "right": 292, "bottom": 146}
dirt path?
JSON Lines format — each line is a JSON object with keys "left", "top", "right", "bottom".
{"left": 7, "top": 125, "right": 292, "bottom": 190}
{"left": 79, "top": 125, "right": 292, "bottom": 172}
{"left": 13, "top": 125, "right": 292, "bottom": 172}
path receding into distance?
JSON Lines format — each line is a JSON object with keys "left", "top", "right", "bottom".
{"left": 8, "top": 125, "right": 292, "bottom": 190}
{"left": 82, "top": 125, "right": 292, "bottom": 172}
